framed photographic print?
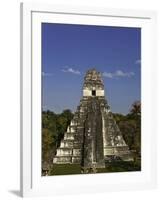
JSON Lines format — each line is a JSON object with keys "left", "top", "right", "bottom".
{"left": 20, "top": 2, "right": 157, "bottom": 197}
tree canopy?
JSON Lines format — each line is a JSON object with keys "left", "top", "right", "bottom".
{"left": 42, "top": 109, "right": 74, "bottom": 172}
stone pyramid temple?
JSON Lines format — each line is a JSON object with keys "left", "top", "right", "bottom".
{"left": 53, "top": 69, "right": 133, "bottom": 169}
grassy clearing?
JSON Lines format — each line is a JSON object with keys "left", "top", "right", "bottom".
{"left": 50, "top": 164, "right": 81, "bottom": 175}
{"left": 49, "top": 161, "right": 141, "bottom": 176}
{"left": 97, "top": 161, "right": 141, "bottom": 173}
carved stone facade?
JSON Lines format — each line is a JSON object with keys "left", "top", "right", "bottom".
{"left": 53, "top": 69, "right": 133, "bottom": 168}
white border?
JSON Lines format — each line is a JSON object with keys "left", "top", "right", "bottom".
{"left": 20, "top": 3, "right": 157, "bottom": 197}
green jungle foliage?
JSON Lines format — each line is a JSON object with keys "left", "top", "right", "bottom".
{"left": 42, "top": 109, "right": 73, "bottom": 171}
{"left": 113, "top": 101, "right": 141, "bottom": 155}
{"left": 42, "top": 101, "right": 141, "bottom": 175}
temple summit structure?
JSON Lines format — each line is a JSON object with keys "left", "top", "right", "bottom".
{"left": 53, "top": 69, "right": 133, "bottom": 169}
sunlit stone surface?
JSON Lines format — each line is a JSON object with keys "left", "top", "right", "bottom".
{"left": 53, "top": 69, "right": 133, "bottom": 169}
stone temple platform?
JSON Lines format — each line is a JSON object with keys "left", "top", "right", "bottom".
{"left": 53, "top": 69, "right": 133, "bottom": 169}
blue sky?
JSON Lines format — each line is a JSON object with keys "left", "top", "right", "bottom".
{"left": 42, "top": 23, "right": 141, "bottom": 115}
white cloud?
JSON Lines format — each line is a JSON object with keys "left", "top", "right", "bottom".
{"left": 61, "top": 67, "right": 81, "bottom": 75}
{"left": 115, "top": 70, "right": 135, "bottom": 77}
{"left": 102, "top": 72, "right": 113, "bottom": 78}
{"left": 103, "top": 70, "right": 135, "bottom": 79}
{"left": 42, "top": 72, "right": 53, "bottom": 77}
{"left": 135, "top": 59, "right": 141, "bottom": 65}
